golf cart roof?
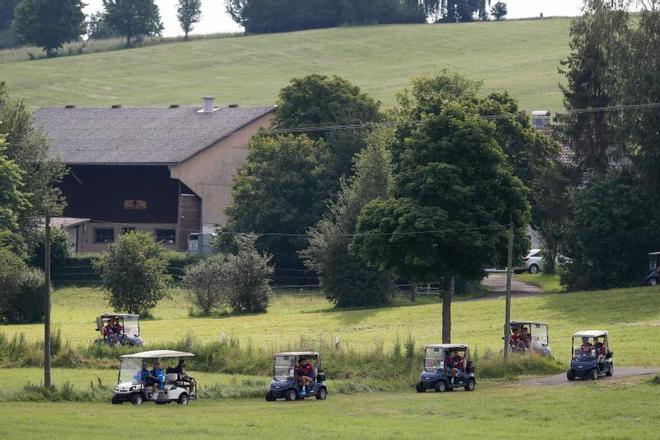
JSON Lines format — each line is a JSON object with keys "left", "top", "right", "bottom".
{"left": 120, "top": 350, "right": 194, "bottom": 359}
{"left": 573, "top": 330, "right": 608, "bottom": 338}
{"left": 274, "top": 352, "right": 319, "bottom": 357}
{"left": 424, "top": 344, "right": 469, "bottom": 350}
{"left": 100, "top": 313, "right": 139, "bottom": 318}
{"left": 511, "top": 321, "right": 548, "bottom": 326}
{"left": 649, "top": 252, "right": 660, "bottom": 256}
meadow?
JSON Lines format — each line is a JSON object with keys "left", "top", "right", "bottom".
{"left": 1, "top": 377, "right": 659, "bottom": 439}
{"left": 3, "top": 284, "right": 660, "bottom": 366}
{"left": 0, "top": 19, "right": 571, "bottom": 111}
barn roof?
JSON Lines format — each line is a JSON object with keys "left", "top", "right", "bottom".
{"left": 34, "top": 105, "right": 274, "bottom": 165}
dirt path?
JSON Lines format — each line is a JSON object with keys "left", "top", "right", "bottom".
{"left": 519, "top": 367, "right": 660, "bottom": 387}
{"left": 481, "top": 273, "right": 542, "bottom": 296}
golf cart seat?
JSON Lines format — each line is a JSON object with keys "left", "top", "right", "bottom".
{"left": 165, "top": 373, "right": 178, "bottom": 383}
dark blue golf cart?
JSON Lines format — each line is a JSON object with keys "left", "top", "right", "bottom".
{"left": 643, "top": 252, "right": 660, "bottom": 286}
{"left": 567, "top": 330, "right": 614, "bottom": 381}
{"left": 416, "top": 344, "right": 476, "bottom": 393}
{"left": 265, "top": 351, "right": 327, "bottom": 401}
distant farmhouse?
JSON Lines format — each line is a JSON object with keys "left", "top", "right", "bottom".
{"left": 34, "top": 99, "right": 275, "bottom": 253}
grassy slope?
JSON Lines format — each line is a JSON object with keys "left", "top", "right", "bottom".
{"left": 1, "top": 378, "right": 659, "bottom": 439}
{"left": 516, "top": 273, "right": 563, "bottom": 293}
{"left": 0, "top": 19, "right": 570, "bottom": 111}
{"left": 3, "top": 285, "right": 660, "bottom": 365}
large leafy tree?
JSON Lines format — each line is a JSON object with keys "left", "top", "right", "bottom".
{"left": 103, "top": 0, "right": 163, "bottom": 46}
{"left": 351, "top": 74, "right": 530, "bottom": 343}
{"left": 177, "top": 0, "right": 202, "bottom": 40}
{"left": 558, "top": 0, "right": 631, "bottom": 175}
{"left": 302, "top": 127, "right": 395, "bottom": 307}
{"left": 12, "top": 0, "right": 85, "bottom": 56}
{"left": 224, "top": 134, "right": 333, "bottom": 271}
{"left": 275, "top": 74, "right": 382, "bottom": 181}
{"left": 0, "top": 84, "right": 66, "bottom": 255}
{"left": 425, "top": 0, "right": 490, "bottom": 23}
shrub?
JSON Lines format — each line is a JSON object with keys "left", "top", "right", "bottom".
{"left": 182, "top": 254, "right": 226, "bottom": 315}
{"left": 28, "top": 226, "right": 70, "bottom": 270}
{"left": 223, "top": 234, "right": 274, "bottom": 314}
{"left": 0, "top": 248, "right": 27, "bottom": 323}
{"left": 95, "top": 232, "right": 170, "bottom": 316}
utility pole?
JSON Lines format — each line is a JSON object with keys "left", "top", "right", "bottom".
{"left": 44, "top": 214, "right": 52, "bottom": 387}
{"left": 503, "top": 222, "right": 514, "bottom": 359}
{"left": 442, "top": 276, "right": 454, "bottom": 344}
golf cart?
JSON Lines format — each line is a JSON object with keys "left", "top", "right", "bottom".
{"left": 95, "top": 313, "right": 144, "bottom": 346}
{"left": 265, "top": 351, "right": 328, "bottom": 401}
{"left": 507, "top": 321, "right": 553, "bottom": 357}
{"left": 111, "top": 350, "right": 197, "bottom": 405}
{"left": 643, "top": 252, "right": 660, "bottom": 286}
{"left": 567, "top": 330, "right": 614, "bottom": 381}
{"left": 416, "top": 344, "right": 476, "bottom": 393}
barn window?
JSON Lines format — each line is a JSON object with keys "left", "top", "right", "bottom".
{"left": 154, "top": 229, "right": 176, "bottom": 244}
{"left": 94, "top": 228, "right": 115, "bottom": 243}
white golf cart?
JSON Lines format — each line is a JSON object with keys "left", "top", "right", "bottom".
{"left": 95, "top": 313, "right": 144, "bottom": 346}
{"left": 507, "top": 321, "right": 553, "bottom": 357}
{"left": 112, "top": 350, "right": 197, "bottom": 405}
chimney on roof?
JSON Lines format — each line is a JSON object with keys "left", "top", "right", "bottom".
{"left": 65, "top": 104, "right": 75, "bottom": 109}
{"left": 111, "top": 104, "right": 121, "bottom": 109}
{"left": 228, "top": 103, "right": 239, "bottom": 108}
{"left": 202, "top": 97, "right": 215, "bottom": 113}
{"left": 170, "top": 104, "right": 180, "bottom": 108}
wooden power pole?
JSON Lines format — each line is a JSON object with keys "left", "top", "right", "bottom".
{"left": 442, "top": 276, "right": 454, "bottom": 344}
{"left": 503, "top": 223, "right": 514, "bottom": 359}
{"left": 44, "top": 214, "right": 52, "bottom": 387}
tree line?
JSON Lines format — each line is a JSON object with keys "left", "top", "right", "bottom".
{"left": 0, "top": 0, "right": 508, "bottom": 55}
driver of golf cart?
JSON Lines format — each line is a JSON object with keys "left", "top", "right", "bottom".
{"left": 296, "top": 358, "right": 315, "bottom": 390}
{"left": 446, "top": 350, "right": 464, "bottom": 385}
{"left": 580, "top": 336, "right": 593, "bottom": 354}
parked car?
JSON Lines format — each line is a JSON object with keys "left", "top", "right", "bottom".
{"left": 522, "top": 249, "right": 572, "bottom": 274}
{"left": 416, "top": 344, "right": 476, "bottom": 393}
{"left": 566, "top": 330, "right": 613, "bottom": 381}
{"left": 265, "top": 351, "right": 328, "bottom": 401}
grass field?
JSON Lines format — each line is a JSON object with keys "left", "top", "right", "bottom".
{"left": 3, "top": 285, "right": 660, "bottom": 366}
{"left": 1, "top": 377, "right": 659, "bottom": 439}
{"left": 0, "top": 19, "right": 571, "bottom": 111}
{"left": 516, "top": 272, "right": 563, "bottom": 293}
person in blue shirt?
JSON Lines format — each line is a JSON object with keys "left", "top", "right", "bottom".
{"left": 148, "top": 361, "right": 166, "bottom": 399}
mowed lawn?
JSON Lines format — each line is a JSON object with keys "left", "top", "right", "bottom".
{"left": 3, "top": 285, "right": 660, "bottom": 365}
{"left": 1, "top": 377, "right": 659, "bottom": 439}
{"left": 0, "top": 19, "right": 570, "bottom": 111}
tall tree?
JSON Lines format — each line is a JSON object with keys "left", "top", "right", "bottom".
{"left": 12, "top": 0, "right": 85, "bottom": 56}
{"left": 275, "top": 74, "right": 382, "bottom": 181}
{"left": 490, "top": 1, "right": 507, "bottom": 20}
{"left": 558, "top": 0, "right": 631, "bottom": 175}
{"left": 0, "top": 84, "right": 66, "bottom": 254}
{"left": 177, "top": 0, "right": 202, "bottom": 40}
{"left": 87, "top": 11, "right": 119, "bottom": 40}
{"left": 0, "top": 0, "right": 19, "bottom": 30}
{"left": 434, "top": 0, "right": 490, "bottom": 23}
{"left": 223, "top": 134, "right": 333, "bottom": 271}
{"left": 302, "top": 127, "right": 395, "bottom": 307}
{"left": 351, "top": 73, "right": 530, "bottom": 343}
{"left": 103, "top": 0, "right": 163, "bottom": 47}
{"left": 0, "top": 135, "right": 29, "bottom": 239}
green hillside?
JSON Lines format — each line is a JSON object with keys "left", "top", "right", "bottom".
{"left": 0, "top": 19, "right": 571, "bottom": 111}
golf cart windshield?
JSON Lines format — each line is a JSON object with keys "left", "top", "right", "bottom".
{"left": 273, "top": 355, "right": 297, "bottom": 379}
{"left": 119, "top": 357, "right": 145, "bottom": 384}
{"left": 531, "top": 323, "right": 549, "bottom": 346}
{"left": 424, "top": 347, "right": 445, "bottom": 371}
{"left": 122, "top": 316, "right": 139, "bottom": 336}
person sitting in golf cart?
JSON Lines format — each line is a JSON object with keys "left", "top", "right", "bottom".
{"left": 510, "top": 327, "right": 521, "bottom": 348}
{"left": 146, "top": 361, "right": 166, "bottom": 398}
{"left": 112, "top": 317, "right": 124, "bottom": 343}
{"left": 580, "top": 336, "right": 593, "bottom": 354}
{"left": 446, "top": 350, "right": 464, "bottom": 385}
{"left": 520, "top": 327, "right": 531, "bottom": 349}
{"left": 167, "top": 359, "right": 190, "bottom": 381}
{"left": 102, "top": 320, "right": 118, "bottom": 344}
{"left": 296, "top": 358, "right": 315, "bottom": 390}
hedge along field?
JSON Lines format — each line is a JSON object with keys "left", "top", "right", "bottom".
{"left": 1, "top": 378, "right": 660, "bottom": 439}
{"left": 3, "top": 285, "right": 660, "bottom": 366}
{"left": 0, "top": 19, "right": 570, "bottom": 111}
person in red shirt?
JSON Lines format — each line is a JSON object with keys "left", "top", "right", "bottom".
{"left": 447, "top": 351, "right": 464, "bottom": 385}
{"left": 510, "top": 328, "right": 521, "bottom": 350}
{"left": 296, "top": 359, "right": 315, "bottom": 391}
{"left": 580, "top": 336, "right": 593, "bottom": 355}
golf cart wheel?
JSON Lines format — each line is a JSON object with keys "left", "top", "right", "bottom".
{"left": 464, "top": 378, "right": 476, "bottom": 392}
{"left": 529, "top": 264, "right": 540, "bottom": 274}
{"left": 650, "top": 278, "right": 658, "bottom": 286}
{"left": 606, "top": 363, "right": 614, "bottom": 377}
{"left": 567, "top": 370, "right": 576, "bottom": 381}
{"left": 131, "top": 394, "right": 144, "bottom": 405}
{"left": 415, "top": 382, "right": 426, "bottom": 393}
{"left": 265, "top": 391, "right": 276, "bottom": 402}
{"left": 434, "top": 381, "right": 447, "bottom": 393}
{"left": 111, "top": 396, "right": 123, "bottom": 405}
{"left": 316, "top": 388, "right": 327, "bottom": 400}
{"left": 177, "top": 393, "right": 189, "bottom": 405}
{"left": 284, "top": 389, "right": 297, "bottom": 401}
{"left": 589, "top": 369, "right": 599, "bottom": 380}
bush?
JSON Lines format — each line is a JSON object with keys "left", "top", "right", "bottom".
{"left": 28, "top": 226, "right": 70, "bottom": 270}
{"left": 182, "top": 254, "right": 226, "bottom": 315}
{"left": 476, "top": 350, "right": 565, "bottom": 379}
{"left": 223, "top": 234, "right": 274, "bottom": 314}
{"left": 12, "top": 267, "right": 45, "bottom": 324}
{"left": 95, "top": 232, "right": 170, "bottom": 316}
{"left": 0, "top": 248, "right": 46, "bottom": 324}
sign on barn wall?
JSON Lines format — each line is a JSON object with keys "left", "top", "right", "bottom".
{"left": 123, "top": 200, "right": 148, "bottom": 210}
